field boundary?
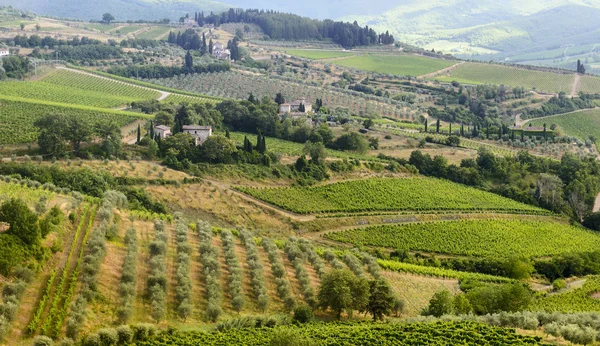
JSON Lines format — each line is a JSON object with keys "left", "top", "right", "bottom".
{"left": 418, "top": 61, "right": 465, "bottom": 79}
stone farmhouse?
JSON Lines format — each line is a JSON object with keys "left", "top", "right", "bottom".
{"left": 213, "top": 42, "right": 231, "bottom": 60}
{"left": 153, "top": 125, "right": 172, "bottom": 139}
{"left": 182, "top": 125, "right": 212, "bottom": 145}
{"left": 279, "top": 99, "right": 312, "bottom": 114}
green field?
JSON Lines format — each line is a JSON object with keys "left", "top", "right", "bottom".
{"left": 236, "top": 177, "right": 548, "bottom": 215}
{"left": 84, "top": 23, "right": 116, "bottom": 31}
{"left": 434, "top": 63, "right": 575, "bottom": 93}
{"left": 327, "top": 218, "right": 600, "bottom": 257}
{"left": 529, "top": 109, "right": 600, "bottom": 141}
{"left": 531, "top": 276, "right": 600, "bottom": 312}
{"left": 281, "top": 49, "right": 355, "bottom": 60}
{"left": 137, "top": 26, "right": 171, "bottom": 40}
{"left": 332, "top": 54, "right": 455, "bottom": 77}
{"left": 162, "top": 93, "right": 220, "bottom": 105}
{"left": 0, "top": 95, "right": 150, "bottom": 144}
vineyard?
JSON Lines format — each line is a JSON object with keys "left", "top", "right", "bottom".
{"left": 146, "top": 71, "right": 414, "bottom": 119}
{"left": 378, "top": 260, "right": 514, "bottom": 283}
{"left": 235, "top": 177, "right": 549, "bottom": 215}
{"left": 162, "top": 93, "right": 220, "bottom": 105}
{"left": 528, "top": 109, "right": 600, "bottom": 142}
{"left": 434, "top": 63, "right": 575, "bottom": 93}
{"left": 41, "top": 69, "right": 160, "bottom": 103}
{"left": 133, "top": 321, "right": 549, "bottom": 345}
{"left": 332, "top": 54, "right": 456, "bottom": 77}
{"left": 577, "top": 75, "right": 600, "bottom": 94}
{"left": 531, "top": 276, "right": 600, "bottom": 312}
{"left": 137, "top": 27, "right": 171, "bottom": 40}
{"left": 0, "top": 95, "right": 150, "bottom": 144}
{"left": 0, "top": 180, "right": 55, "bottom": 204}
{"left": 325, "top": 218, "right": 600, "bottom": 257}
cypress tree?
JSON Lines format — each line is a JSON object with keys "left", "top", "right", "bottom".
{"left": 424, "top": 121, "right": 428, "bottom": 133}
{"left": 149, "top": 121, "right": 155, "bottom": 140}
{"left": 460, "top": 124, "right": 464, "bottom": 136}
{"left": 435, "top": 119, "right": 440, "bottom": 133}
{"left": 225, "top": 129, "right": 230, "bottom": 138}
{"left": 449, "top": 123, "right": 452, "bottom": 134}
{"left": 137, "top": 123, "right": 141, "bottom": 144}
{"left": 543, "top": 123, "right": 547, "bottom": 141}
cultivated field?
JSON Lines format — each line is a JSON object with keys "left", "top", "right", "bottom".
{"left": 236, "top": 177, "right": 548, "bottom": 215}
{"left": 280, "top": 49, "right": 355, "bottom": 60}
{"left": 529, "top": 109, "right": 600, "bottom": 141}
{"left": 332, "top": 54, "right": 456, "bottom": 77}
{"left": 434, "top": 63, "right": 575, "bottom": 93}
{"left": 326, "top": 218, "right": 600, "bottom": 257}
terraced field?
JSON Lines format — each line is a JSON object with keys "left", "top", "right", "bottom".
{"left": 434, "top": 63, "right": 575, "bottom": 93}
{"left": 236, "top": 177, "right": 549, "bottom": 215}
{"left": 333, "top": 54, "right": 456, "bottom": 77}
{"left": 137, "top": 26, "right": 171, "bottom": 40}
{"left": 529, "top": 109, "right": 600, "bottom": 141}
{"left": 326, "top": 218, "right": 600, "bottom": 257}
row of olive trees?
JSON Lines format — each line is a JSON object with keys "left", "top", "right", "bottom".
{"left": 197, "top": 221, "right": 222, "bottom": 322}
{"left": 342, "top": 253, "right": 365, "bottom": 277}
{"left": 147, "top": 221, "right": 168, "bottom": 323}
{"left": 117, "top": 227, "right": 138, "bottom": 323}
{"left": 78, "top": 323, "right": 157, "bottom": 346}
{"left": 67, "top": 191, "right": 127, "bottom": 339}
{"left": 174, "top": 219, "right": 193, "bottom": 322}
{"left": 239, "top": 231, "right": 268, "bottom": 312}
{"left": 220, "top": 230, "right": 245, "bottom": 313}
{"left": 0, "top": 267, "right": 34, "bottom": 340}
{"left": 297, "top": 239, "right": 326, "bottom": 278}
{"left": 262, "top": 238, "right": 296, "bottom": 312}
{"left": 284, "top": 239, "right": 316, "bottom": 308}
{"left": 322, "top": 250, "right": 345, "bottom": 270}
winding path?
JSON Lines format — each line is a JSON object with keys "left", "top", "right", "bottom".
{"left": 418, "top": 61, "right": 465, "bottom": 79}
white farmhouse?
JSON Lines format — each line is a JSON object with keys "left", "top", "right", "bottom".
{"left": 153, "top": 125, "right": 172, "bottom": 139}
{"left": 0, "top": 48, "right": 9, "bottom": 58}
{"left": 182, "top": 125, "right": 212, "bottom": 145}
{"left": 279, "top": 99, "right": 312, "bottom": 113}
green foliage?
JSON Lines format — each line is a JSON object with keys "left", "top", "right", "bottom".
{"left": 293, "top": 305, "right": 314, "bottom": 324}
{"left": 221, "top": 230, "right": 245, "bottom": 313}
{"left": 237, "top": 178, "right": 547, "bottom": 215}
{"left": 284, "top": 239, "right": 316, "bottom": 307}
{"left": 530, "top": 109, "right": 600, "bottom": 143}
{"left": 378, "top": 260, "right": 514, "bottom": 283}
{"left": 117, "top": 227, "right": 138, "bottom": 323}
{"left": 175, "top": 220, "right": 193, "bottom": 321}
{"left": 366, "top": 279, "right": 395, "bottom": 321}
{"left": 425, "top": 290, "right": 454, "bottom": 317}
{"left": 317, "top": 269, "right": 369, "bottom": 319}
{"left": 197, "top": 220, "right": 222, "bottom": 322}
{"left": 0, "top": 198, "right": 40, "bottom": 247}
{"left": 239, "top": 231, "right": 269, "bottom": 312}
{"left": 132, "top": 321, "right": 549, "bottom": 345}
{"left": 466, "top": 283, "right": 532, "bottom": 315}
{"left": 263, "top": 238, "right": 295, "bottom": 312}
{"left": 531, "top": 276, "right": 600, "bottom": 312}
{"left": 327, "top": 219, "right": 600, "bottom": 258}
{"left": 148, "top": 221, "right": 167, "bottom": 322}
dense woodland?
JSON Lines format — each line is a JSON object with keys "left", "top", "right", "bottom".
{"left": 199, "top": 9, "right": 395, "bottom": 48}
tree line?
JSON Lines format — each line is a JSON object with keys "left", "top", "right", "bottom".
{"left": 198, "top": 8, "right": 394, "bottom": 48}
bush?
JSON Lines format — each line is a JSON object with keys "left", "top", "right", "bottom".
{"left": 269, "top": 329, "right": 311, "bottom": 346}
{"left": 133, "top": 323, "right": 156, "bottom": 341}
{"left": 552, "top": 279, "right": 567, "bottom": 291}
{"left": 293, "top": 305, "right": 314, "bottom": 324}
{"left": 33, "top": 335, "right": 54, "bottom": 346}
{"left": 116, "top": 325, "right": 133, "bottom": 344}
{"left": 425, "top": 290, "right": 454, "bottom": 317}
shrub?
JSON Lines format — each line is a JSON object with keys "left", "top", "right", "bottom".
{"left": 33, "top": 335, "right": 54, "bottom": 346}
{"left": 293, "top": 305, "right": 314, "bottom": 324}
{"left": 97, "top": 328, "right": 119, "bottom": 345}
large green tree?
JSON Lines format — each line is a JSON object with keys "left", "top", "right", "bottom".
{"left": 35, "top": 114, "right": 68, "bottom": 157}
{"left": 366, "top": 279, "right": 395, "bottom": 321}
{"left": 317, "top": 269, "right": 368, "bottom": 319}
{"left": 0, "top": 198, "right": 40, "bottom": 247}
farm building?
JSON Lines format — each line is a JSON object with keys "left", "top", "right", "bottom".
{"left": 0, "top": 48, "right": 9, "bottom": 57}
{"left": 183, "top": 18, "right": 197, "bottom": 26}
{"left": 153, "top": 125, "right": 172, "bottom": 139}
{"left": 279, "top": 99, "right": 312, "bottom": 113}
{"left": 509, "top": 125, "right": 554, "bottom": 140}
{"left": 182, "top": 125, "right": 212, "bottom": 145}
{"left": 212, "top": 43, "right": 231, "bottom": 60}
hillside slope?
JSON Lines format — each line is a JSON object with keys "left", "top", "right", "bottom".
{"left": 0, "top": 0, "right": 230, "bottom": 21}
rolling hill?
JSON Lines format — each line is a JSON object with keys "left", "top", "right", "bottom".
{"left": 0, "top": 0, "right": 230, "bottom": 21}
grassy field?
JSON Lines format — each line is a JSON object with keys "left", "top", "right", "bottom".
{"left": 332, "top": 54, "right": 456, "bottom": 77}
{"left": 434, "top": 63, "right": 575, "bottom": 93}
{"left": 236, "top": 177, "right": 548, "bottom": 215}
{"left": 281, "top": 49, "right": 356, "bottom": 60}
{"left": 326, "top": 218, "right": 600, "bottom": 257}
{"left": 113, "top": 25, "right": 143, "bottom": 35}
{"left": 529, "top": 109, "right": 600, "bottom": 141}
{"left": 137, "top": 26, "right": 172, "bottom": 40}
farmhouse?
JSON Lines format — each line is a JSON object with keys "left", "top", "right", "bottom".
{"left": 183, "top": 18, "right": 197, "bottom": 26}
{"left": 279, "top": 99, "right": 312, "bottom": 113}
{"left": 0, "top": 48, "right": 9, "bottom": 58}
{"left": 153, "top": 125, "right": 172, "bottom": 139}
{"left": 182, "top": 125, "right": 212, "bottom": 145}
{"left": 212, "top": 43, "right": 231, "bottom": 60}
